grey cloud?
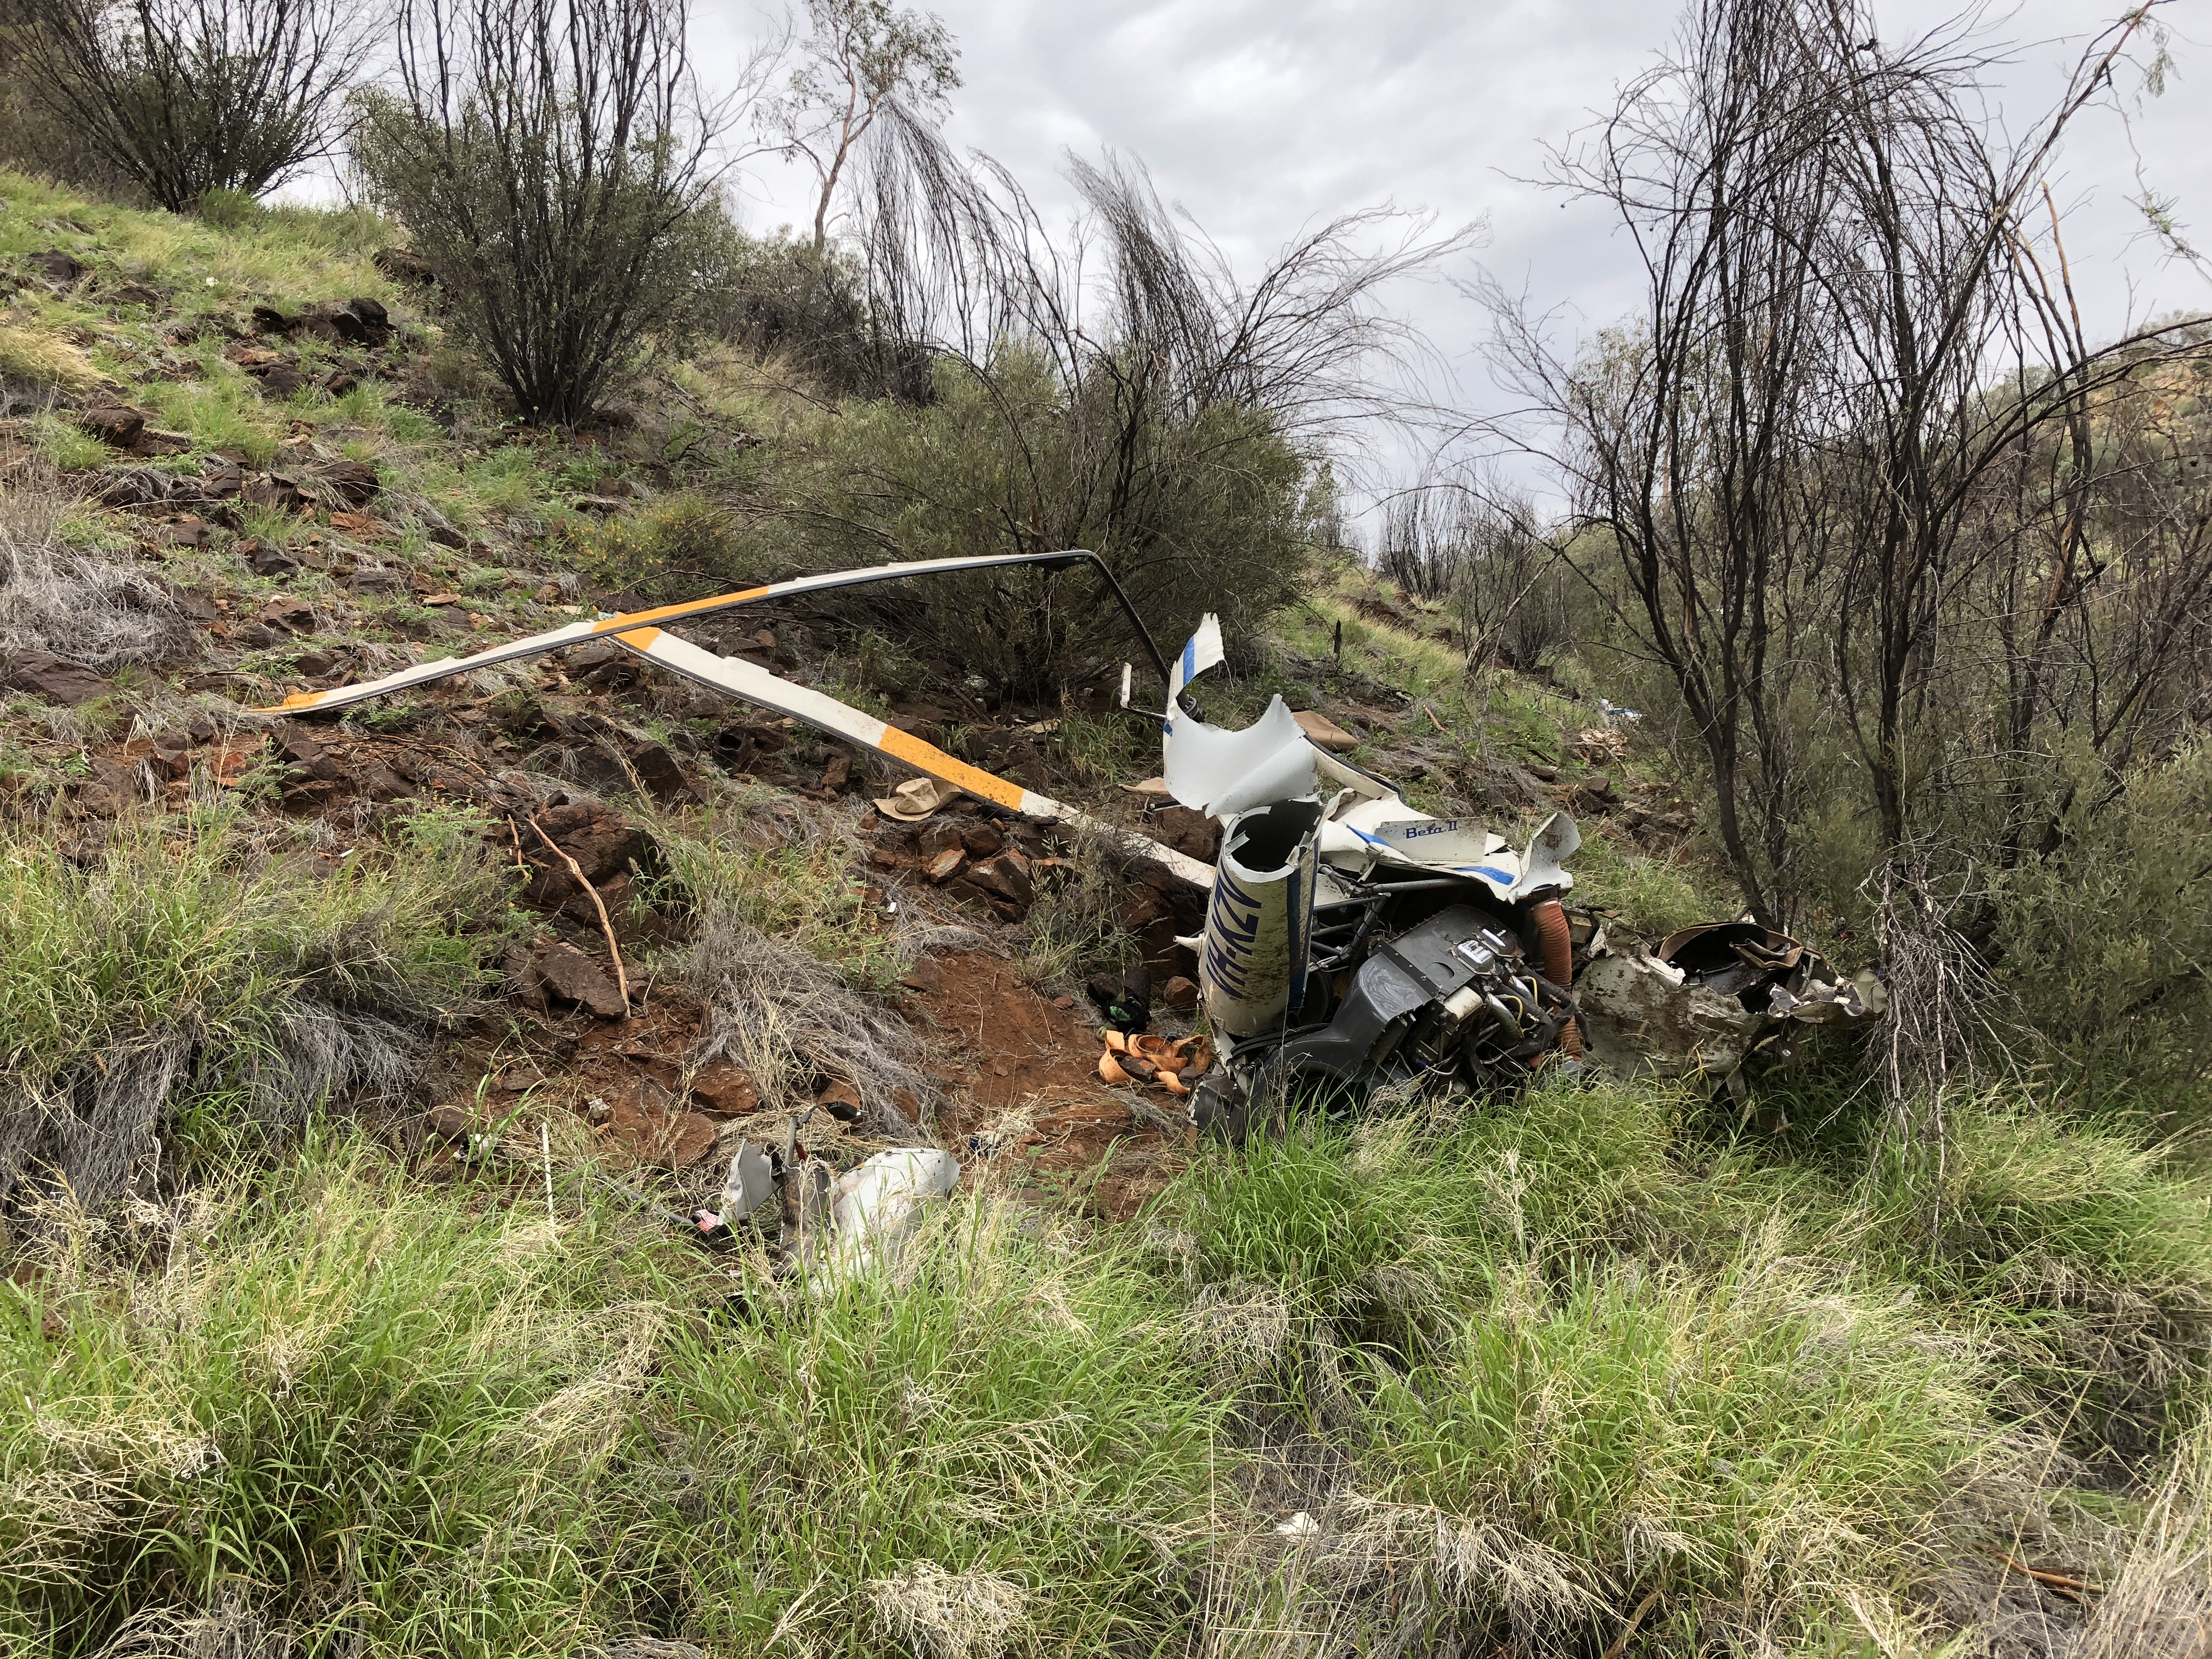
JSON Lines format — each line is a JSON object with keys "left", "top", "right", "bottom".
{"left": 696, "top": 0, "right": 2210, "bottom": 499}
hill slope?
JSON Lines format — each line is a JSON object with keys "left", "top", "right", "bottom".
{"left": 1, "top": 173, "right": 2209, "bottom": 1658}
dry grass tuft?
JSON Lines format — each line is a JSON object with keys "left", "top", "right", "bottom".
{"left": 687, "top": 911, "right": 938, "bottom": 1137}
{"left": 2077, "top": 1409, "right": 2212, "bottom": 1658}
{"left": 869, "top": 1560, "right": 1029, "bottom": 1659}
{"left": 1, "top": 473, "right": 189, "bottom": 670}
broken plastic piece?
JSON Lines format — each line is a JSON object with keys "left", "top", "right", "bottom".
{"left": 821, "top": 1148, "right": 960, "bottom": 1282}
{"left": 721, "top": 1139, "right": 777, "bottom": 1223}
{"left": 874, "top": 775, "right": 960, "bottom": 821}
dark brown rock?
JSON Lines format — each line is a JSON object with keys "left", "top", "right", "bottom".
{"left": 256, "top": 596, "right": 314, "bottom": 633}
{"left": 199, "top": 456, "right": 243, "bottom": 498}
{"left": 425, "top": 1105, "right": 472, "bottom": 1141}
{"left": 109, "top": 281, "right": 160, "bottom": 307}
{"left": 529, "top": 802, "right": 645, "bottom": 884}
{"left": 965, "top": 855, "right": 1034, "bottom": 909}
{"left": 624, "top": 739, "right": 693, "bottom": 803}
{"left": 28, "top": 249, "right": 86, "bottom": 284}
{"left": 251, "top": 363, "right": 307, "bottom": 399}
{"left": 242, "top": 473, "right": 304, "bottom": 510}
{"left": 361, "top": 765, "right": 414, "bottom": 802}
{"left": 77, "top": 406, "right": 145, "bottom": 450}
{"left": 373, "top": 247, "right": 437, "bottom": 286}
{"left": 307, "top": 297, "right": 391, "bottom": 347}
{"left": 1162, "top": 975, "right": 1200, "bottom": 1013}
{"left": 533, "top": 943, "right": 628, "bottom": 1018}
{"left": 73, "top": 755, "right": 140, "bottom": 816}
{"left": 246, "top": 540, "right": 298, "bottom": 577}
{"left": 3, "top": 650, "right": 108, "bottom": 706}
{"left": 274, "top": 722, "right": 342, "bottom": 782}
{"left": 960, "top": 822, "right": 1004, "bottom": 859}
{"left": 316, "top": 460, "right": 379, "bottom": 505}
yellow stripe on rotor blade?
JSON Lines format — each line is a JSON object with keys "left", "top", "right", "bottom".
{"left": 588, "top": 591, "right": 769, "bottom": 636}
{"left": 874, "top": 723, "right": 1027, "bottom": 812}
{"left": 620, "top": 627, "right": 1215, "bottom": 889}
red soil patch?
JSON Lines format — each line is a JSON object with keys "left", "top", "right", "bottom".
{"left": 900, "top": 949, "right": 1190, "bottom": 1219}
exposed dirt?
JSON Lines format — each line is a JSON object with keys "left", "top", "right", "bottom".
{"left": 900, "top": 949, "right": 1190, "bottom": 1220}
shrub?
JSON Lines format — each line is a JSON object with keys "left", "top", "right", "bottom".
{"left": 736, "top": 347, "right": 1321, "bottom": 698}
{"left": 708, "top": 229, "right": 928, "bottom": 400}
{"left": 4, "top": 0, "right": 366, "bottom": 212}
{"left": 572, "top": 494, "right": 749, "bottom": 601}
{"left": 352, "top": 0, "right": 735, "bottom": 425}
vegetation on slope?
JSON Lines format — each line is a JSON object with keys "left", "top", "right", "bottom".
{"left": 0, "top": 0, "right": 2209, "bottom": 1644}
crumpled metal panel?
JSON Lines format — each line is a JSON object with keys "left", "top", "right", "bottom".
{"left": 1577, "top": 952, "right": 1768, "bottom": 1084}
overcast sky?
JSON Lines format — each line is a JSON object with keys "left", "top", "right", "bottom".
{"left": 701, "top": 1, "right": 2208, "bottom": 510}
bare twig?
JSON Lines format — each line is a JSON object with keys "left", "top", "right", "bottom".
{"left": 525, "top": 814, "right": 630, "bottom": 1011}
{"left": 1601, "top": 1587, "right": 1665, "bottom": 1659}
{"left": 1994, "top": 1549, "right": 2104, "bottom": 1605}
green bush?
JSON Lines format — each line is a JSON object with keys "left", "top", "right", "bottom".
{"left": 720, "top": 346, "right": 1321, "bottom": 698}
{"left": 570, "top": 494, "right": 749, "bottom": 602}
{"left": 1983, "top": 737, "right": 2212, "bottom": 1125}
{"left": 351, "top": 0, "right": 733, "bottom": 426}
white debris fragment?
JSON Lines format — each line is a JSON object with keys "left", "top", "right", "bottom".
{"left": 819, "top": 1148, "right": 961, "bottom": 1282}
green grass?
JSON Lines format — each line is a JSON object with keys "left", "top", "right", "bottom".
{"left": 1155, "top": 1077, "right": 2212, "bottom": 1649}
{"left": 140, "top": 373, "right": 285, "bottom": 465}
{"left": 641, "top": 796, "right": 911, "bottom": 988}
{"left": 0, "top": 170, "right": 392, "bottom": 304}
{"left": 0, "top": 1141, "right": 674, "bottom": 1656}
{"left": 661, "top": 1204, "right": 1231, "bottom": 1655}
{"left": 0, "top": 1142, "right": 1234, "bottom": 1657}
{"left": 0, "top": 804, "right": 501, "bottom": 1096}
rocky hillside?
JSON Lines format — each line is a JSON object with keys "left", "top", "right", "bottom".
{"left": 3, "top": 172, "right": 2208, "bottom": 1659}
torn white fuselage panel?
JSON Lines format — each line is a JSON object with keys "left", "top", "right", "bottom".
{"left": 1159, "top": 615, "right": 1578, "bottom": 902}
{"left": 1165, "top": 694, "right": 1317, "bottom": 820}
{"left": 1199, "top": 797, "right": 1323, "bottom": 1038}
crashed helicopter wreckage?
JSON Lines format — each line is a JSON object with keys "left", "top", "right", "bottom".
{"left": 1151, "top": 616, "right": 1886, "bottom": 1137}
{"left": 249, "top": 551, "right": 1884, "bottom": 1157}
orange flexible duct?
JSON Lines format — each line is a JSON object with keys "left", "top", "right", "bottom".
{"left": 1530, "top": 898, "right": 1584, "bottom": 1059}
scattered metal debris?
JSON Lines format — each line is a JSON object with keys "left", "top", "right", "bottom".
{"left": 681, "top": 1131, "right": 960, "bottom": 1286}
{"left": 1576, "top": 921, "right": 1886, "bottom": 1098}
{"left": 1139, "top": 614, "right": 1887, "bottom": 1137}
{"left": 264, "top": 556, "right": 1891, "bottom": 1152}
{"left": 1139, "top": 612, "right": 1594, "bottom": 1137}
